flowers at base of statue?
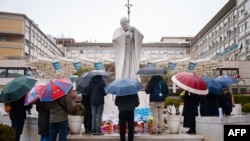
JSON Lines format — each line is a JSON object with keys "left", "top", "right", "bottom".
{"left": 101, "top": 120, "right": 113, "bottom": 134}
{"left": 68, "top": 103, "right": 86, "bottom": 116}
{"left": 134, "top": 121, "right": 138, "bottom": 128}
{"left": 148, "top": 116, "right": 153, "bottom": 129}
{"left": 134, "top": 119, "right": 152, "bottom": 133}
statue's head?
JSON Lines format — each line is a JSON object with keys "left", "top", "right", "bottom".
{"left": 120, "top": 17, "right": 129, "bottom": 31}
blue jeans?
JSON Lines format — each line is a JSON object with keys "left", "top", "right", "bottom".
{"left": 40, "top": 135, "right": 49, "bottom": 141}
{"left": 91, "top": 104, "right": 104, "bottom": 133}
{"left": 49, "top": 120, "right": 68, "bottom": 141}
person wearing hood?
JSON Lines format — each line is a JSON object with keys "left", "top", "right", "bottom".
{"left": 88, "top": 75, "right": 107, "bottom": 135}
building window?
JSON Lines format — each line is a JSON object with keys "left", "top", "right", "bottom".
{"left": 217, "top": 68, "right": 239, "bottom": 76}
{"left": 0, "top": 69, "right": 6, "bottom": 78}
{"left": 72, "top": 50, "right": 76, "bottom": 54}
{"left": 7, "top": 69, "right": 24, "bottom": 77}
{"left": 0, "top": 36, "right": 6, "bottom": 41}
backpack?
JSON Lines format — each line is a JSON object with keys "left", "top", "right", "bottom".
{"left": 150, "top": 81, "right": 168, "bottom": 102}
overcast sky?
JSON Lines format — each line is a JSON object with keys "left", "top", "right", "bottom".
{"left": 0, "top": 0, "right": 228, "bottom": 43}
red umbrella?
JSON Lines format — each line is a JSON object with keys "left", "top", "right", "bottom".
{"left": 39, "top": 78, "right": 73, "bottom": 102}
{"left": 24, "top": 82, "right": 47, "bottom": 105}
{"left": 171, "top": 72, "right": 208, "bottom": 95}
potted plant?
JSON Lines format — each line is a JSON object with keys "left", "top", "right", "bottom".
{"left": 0, "top": 123, "right": 15, "bottom": 141}
{"left": 164, "top": 97, "right": 181, "bottom": 115}
{"left": 68, "top": 103, "right": 86, "bottom": 134}
{"left": 242, "top": 103, "right": 250, "bottom": 114}
{"left": 164, "top": 97, "right": 181, "bottom": 134}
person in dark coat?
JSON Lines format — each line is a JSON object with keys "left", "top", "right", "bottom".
{"left": 81, "top": 89, "right": 92, "bottom": 134}
{"left": 88, "top": 75, "right": 107, "bottom": 135}
{"left": 36, "top": 99, "right": 50, "bottom": 141}
{"left": 204, "top": 92, "right": 220, "bottom": 116}
{"left": 199, "top": 95, "right": 206, "bottom": 116}
{"left": 182, "top": 91, "right": 199, "bottom": 134}
{"left": 221, "top": 87, "right": 233, "bottom": 116}
{"left": 9, "top": 95, "right": 32, "bottom": 141}
{"left": 115, "top": 94, "right": 139, "bottom": 141}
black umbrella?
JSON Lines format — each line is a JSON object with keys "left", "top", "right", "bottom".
{"left": 76, "top": 70, "right": 110, "bottom": 93}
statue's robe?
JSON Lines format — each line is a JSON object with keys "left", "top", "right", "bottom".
{"left": 104, "top": 26, "right": 144, "bottom": 121}
{"left": 112, "top": 26, "right": 144, "bottom": 79}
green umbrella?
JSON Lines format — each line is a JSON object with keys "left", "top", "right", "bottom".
{"left": 1, "top": 76, "right": 37, "bottom": 103}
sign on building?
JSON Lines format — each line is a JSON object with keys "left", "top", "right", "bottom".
{"left": 146, "top": 62, "right": 155, "bottom": 67}
{"left": 168, "top": 62, "right": 176, "bottom": 71}
{"left": 188, "top": 62, "right": 196, "bottom": 71}
{"left": 94, "top": 62, "right": 104, "bottom": 70}
{"left": 52, "top": 61, "right": 61, "bottom": 71}
{"left": 73, "top": 61, "right": 82, "bottom": 70}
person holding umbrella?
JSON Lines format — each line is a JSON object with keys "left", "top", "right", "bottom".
{"left": 115, "top": 94, "right": 139, "bottom": 141}
{"left": 171, "top": 72, "right": 208, "bottom": 134}
{"left": 36, "top": 99, "right": 50, "bottom": 141}
{"left": 203, "top": 92, "right": 222, "bottom": 116}
{"left": 81, "top": 89, "right": 92, "bottom": 134}
{"left": 88, "top": 75, "right": 107, "bottom": 135}
{"left": 105, "top": 78, "right": 142, "bottom": 141}
{"left": 47, "top": 87, "right": 76, "bottom": 141}
{"left": 221, "top": 87, "right": 233, "bottom": 116}
{"left": 1, "top": 76, "right": 37, "bottom": 141}
{"left": 9, "top": 95, "right": 32, "bottom": 141}
{"left": 182, "top": 91, "right": 199, "bottom": 134}
{"left": 145, "top": 75, "right": 168, "bottom": 134}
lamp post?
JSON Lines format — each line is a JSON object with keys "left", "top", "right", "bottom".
{"left": 124, "top": 0, "right": 133, "bottom": 23}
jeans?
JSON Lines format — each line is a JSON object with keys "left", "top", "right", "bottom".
{"left": 40, "top": 135, "right": 49, "bottom": 141}
{"left": 91, "top": 104, "right": 104, "bottom": 133}
{"left": 11, "top": 119, "right": 25, "bottom": 141}
{"left": 119, "top": 110, "right": 134, "bottom": 141}
{"left": 49, "top": 120, "right": 68, "bottom": 141}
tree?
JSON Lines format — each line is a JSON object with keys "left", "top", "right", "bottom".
{"left": 73, "top": 67, "right": 93, "bottom": 77}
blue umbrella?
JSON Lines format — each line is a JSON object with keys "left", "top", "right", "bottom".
{"left": 214, "top": 75, "right": 238, "bottom": 88}
{"left": 105, "top": 78, "right": 143, "bottom": 96}
{"left": 202, "top": 77, "right": 223, "bottom": 95}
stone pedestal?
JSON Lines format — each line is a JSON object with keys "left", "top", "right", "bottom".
{"left": 196, "top": 114, "right": 250, "bottom": 141}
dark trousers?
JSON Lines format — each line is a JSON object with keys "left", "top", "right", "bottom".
{"left": 119, "top": 110, "right": 134, "bottom": 141}
{"left": 11, "top": 119, "right": 25, "bottom": 141}
{"left": 183, "top": 116, "right": 196, "bottom": 131}
{"left": 83, "top": 105, "right": 92, "bottom": 131}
